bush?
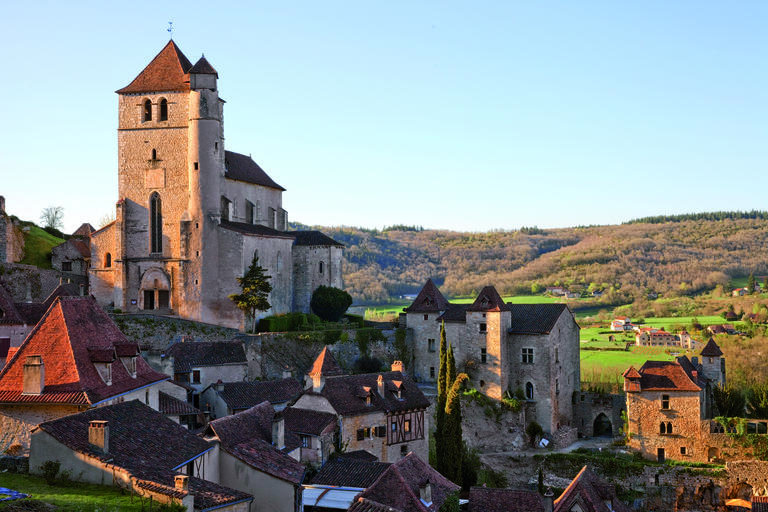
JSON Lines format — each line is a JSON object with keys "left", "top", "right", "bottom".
{"left": 323, "top": 329, "right": 342, "bottom": 344}
{"left": 354, "top": 356, "right": 383, "bottom": 373}
{"left": 310, "top": 286, "right": 353, "bottom": 322}
{"left": 41, "top": 460, "right": 61, "bottom": 485}
{"left": 345, "top": 313, "right": 366, "bottom": 328}
{"left": 526, "top": 421, "right": 544, "bottom": 447}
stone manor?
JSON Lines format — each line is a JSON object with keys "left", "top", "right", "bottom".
{"left": 89, "top": 41, "right": 343, "bottom": 329}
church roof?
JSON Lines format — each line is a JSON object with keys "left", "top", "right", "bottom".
{"left": 700, "top": 338, "right": 723, "bottom": 357}
{"left": 220, "top": 220, "right": 295, "bottom": 239}
{"left": 116, "top": 40, "right": 193, "bottom": 94}
{"left": 290, "top": 231, "right": 344, "bottom": 247}
{"left": 189, "top": 55, "right": 218, "bottom": 76}
{"left": 466, "top": 286, "right": 510, "bottom": 312}
{"left": 404, "top": 279, "right": 450, "bottom": 313}
{"left": 0, "top": 297, "right": 168, "bottom": 405}
{"left": 308, "top": 346, "right": 344, "bottom": 377}
{"left": 224, "top": 151, "right": 285, "bottom": 190}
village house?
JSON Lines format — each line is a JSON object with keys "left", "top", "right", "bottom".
{"left": 302, "top": 457, "right": 392, "bottom": 511}
{"left": 403, "top": 279, "right": 580, "bottom": 434}
{"left": 346, "top": 453, "right": 460, "bottom": 512}
{"left": 635, "top": 328, "right": 701, "bottom": 350}
{"left": 30, "top": 400, "right": 252, "bottom": 512}
{"left": 292, "top": 348, "right": 430, "bottom": 463}
{"left": 203, "top": 401, "right": 306, "bottom": 512}
{"left": 201, "top": 377, "right": 303, "bottom": 418}
{"left": 51, "top": 238, "right": 90, "bottom": 280}
{"left": 89, "top": 40, "right": 343, "bottom": 330}
{"left": 610, "top": 316, "right": 633, "bottom": 332}
{"left": 0, "top": 296, "right": 176, "bottom": 452}
{"left": 708, "top": 324, "right": 737, "bottom": 336}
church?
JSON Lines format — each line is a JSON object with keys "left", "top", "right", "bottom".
{"left": 90, "top": 41, "right": 343, "bottom": 329}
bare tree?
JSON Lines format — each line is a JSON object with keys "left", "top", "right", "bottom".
{"left": 40, "top": 206, "right": 64, "bottom": 230}
{"left": 99, "top": 213, "right": 116, "bottom": 228}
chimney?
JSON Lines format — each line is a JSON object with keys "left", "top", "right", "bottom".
{"left": 544, "top": 488, "right": 554, "bottom": 512}
{"left": 391, "top": 360, "right": 404, "bottom": 374}
{"left": 419, "top": 480, "right": 432, "bottom": 505}
{"left": 175, "top": 474, "right": 189, "bottom": 491}
{"left": 377, "top": 375, "right": 385, "bottom": 397}
{"left": 89, "top": 420, "right": 109, "bottom": 454}
{"left": 22, "top": 356, "right": 45, "bottom": 395}
{"left": 272, "top": 415, "right": 285, "bottom": 449}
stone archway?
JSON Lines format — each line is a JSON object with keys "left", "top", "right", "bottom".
{"left": 593, "top": 412, "right": 612, "bottom": 437}
{"left": 139, "top": 267, "right": 171, "bottom": 311}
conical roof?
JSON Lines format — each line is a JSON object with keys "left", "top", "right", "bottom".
{"left": 308, "top": 346, "right": 343, "bottom": 377}
{"left": 700, "top": 337, "right": 724, "bottom": 357}
{"left": 466, "top": 285, "right": 510, "bottom": 312}
{"left": 403, "top": 279, "right": 449, "bottom": 313}
{"left": 189, "top": 55, "right": 218, "bottom": 76}
{"left": 116, "top": 40, "right": 193, "bottom": 94}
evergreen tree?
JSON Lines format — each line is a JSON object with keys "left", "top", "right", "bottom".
{"left": 748, "top": 272, "right": 756, "bottom": 294}
{"left": 442, "top": 373, "right": 469, "bottom": 483}
{"left": 763, "top": 276, "right": 768, "bottom": 291}
{"left": 446, "top": 343, "right": 457, "bottom": 392}
{"left": 713, "top": 383, "right": 746, "bottom": 417}
{"left": 435, "top": 321, "right": 448, "bottom": 466}
{"left": 229, "top": 255, "right": 272, "bottom": 333}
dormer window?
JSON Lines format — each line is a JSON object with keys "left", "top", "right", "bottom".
{"left": 143, "top": 99, "right": 152, "bottom": 122}
{"left": 98, "top": 363, "right": 112, "bottom": 385}
{"left": 159, "top": 98, "right": 168, "bottom": 121}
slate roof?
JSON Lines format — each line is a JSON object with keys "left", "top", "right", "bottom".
{"left": 554, "top": 466, "right": 631, "bottom": 512}
{"left": 700, "top": 338, "right": 724, "bottom": 357}
{"left": 0, "top": 297, "right": 168, "bottom": 405}
{"left": 206, "top": 402, "right": 305, "bottom": 484}
{"left": 0, "top": 285, "right": 24, "bottom": 325}
{"left": 308, "top": 346, "right": 344, "bottom": 377}
{"left": 509, "top": 304, "right": 571, "bottom": 334}
{"left": 290, "top": 230, "right": 344, "bottom": 247}
{"left": 348, "top": 499, "right": 400, "bottom": 512}
{"left": 310, "top": 459, "right": 391, "bottom": 488}
{"left": 159, "top": 391, "right": 201, "bottom": 417}
{"left": 224, "top": 151, "right": 285, "bottom": 190}
{"left": 468, "top": 487, "right": 545, "bottom": 512}
{"left": 351, "top": 453, "right": 459, "bottom": 512}
{"left": 466, "top": 286, "right": 510, "bottom": 312}
{"left": 117, "top": 40, "right": 193, "bottom": 94}
{"left": 282, "top": 406, "right": 336, "bottom": 436}
{"left": 165, "top": 341, "right": 247, "bottom": 373}
{"left": 633, "top": 359, "right": 702, "bottom": 392}
{"left": 207, "top": 378, "right": 303, "bottom": 411}
{"left": 308, "top": 371, "right": 429, "bottom": 417}
{"left": 189, "top": 56, "right": 218, "bottom": 76}
{"left": 72, "top": 223, "right": 95, "bottom": 238}
{"left": 436, "top": 303, "right": 467, "bottom": 323}
{"left": 36, "top": 400, "right": 250, "bottom": 510}
{"left": 404, "top": 279, "right": 450, "bottom": 313}
{"left": 339, "top": 450, "right": 379, "bottom": 462}
{"left": 220, "top": 220, "right": 295, "bottom": 239}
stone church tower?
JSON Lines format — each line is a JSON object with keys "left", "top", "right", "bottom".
{"left": 90, "top": 41, "right": 343, "bottom": 329}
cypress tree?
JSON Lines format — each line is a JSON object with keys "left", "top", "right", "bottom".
{"left": 446, "top": 343, "right": 456, "bottom": 391}
{"left": 435, "top": 321, "right": 448, "bottom": 466}
{"left": 748, "top": 272, "right": 756, "bottom": 294}
{"left": 443, "top": 373, "right": 469, "bottom": 484}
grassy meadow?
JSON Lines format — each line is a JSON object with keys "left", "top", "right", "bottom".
{"left": 18, "top": 225, "right": 64, "bottom": 269}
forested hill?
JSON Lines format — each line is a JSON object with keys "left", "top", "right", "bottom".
{"left": 292, "top": 216, "right": 768, "bottom": 305}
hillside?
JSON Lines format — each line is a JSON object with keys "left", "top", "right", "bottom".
{"left": 292, "top": 216, "right": 768, "bottom": 304}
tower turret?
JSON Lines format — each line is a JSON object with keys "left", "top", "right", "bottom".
{"left": 700, "top": 338, "right": 725, "bottom": 386}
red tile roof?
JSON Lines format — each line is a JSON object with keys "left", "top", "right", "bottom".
{"left": 700, "top": 338, "right": 724, "bottom": 357}
{"left": 466, "top": 286, "right": 510, "bottom": 312}
{"left": 634, "top": 359, "right": 701, "bottom": 392}
{"left": 554, "top": 466, "right": 631, "bottom": 512}
{"left": 0, "top": 297, "right": 168, "bottom": 405}
{"left": 622, "top": 367, "right": 641, "bottom": 379}
{"left": 351, "top": 453, "right": 459, "bottom": 512}
{"left": 404, "top": 279, "right": 450, "bottom": 313}
{"left": 308, "top": 346, "right": 344, "bottom": 377}
{"left": 468, "top": 487, "right": 545, "bottom": 512}
{"left": 116, "top": 40, "right": 193, "bottom": 94}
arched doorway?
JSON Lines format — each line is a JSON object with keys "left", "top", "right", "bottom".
{"left": 593, "top": 413, "right": 612, "bottom": 437}
{"left": 139, "top": 267, "right": 171, "bottom": 311}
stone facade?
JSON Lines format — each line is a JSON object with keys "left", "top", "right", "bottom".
{"left": 572, "top": 392, "right": 625, "bottom": 438}
{"left": 404, "top": 280, "right": 580, "bottom": 434}
{"left": 90, "top": 41, "right": 343, "bottom": 330}
{"left": 0, "top": 196, "right": 24, "bottom": 265}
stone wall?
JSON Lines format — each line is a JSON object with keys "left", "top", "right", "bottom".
{"left": 0, "top": 197, "right": 25, "bottom": 264}
{"left": 0, "top": 263, "right": 83, "bottom": 302}
{"left": 572, "top": 392, "right": 625, "bottom": 438}
{"left": 0, "top": 403, "right": 85, "bottom": 452}
{"left": 725, "top": 461, "right": 768, "bottom": 493}
{"left": 291, "top": 244, "right": 344, "bottom": 314}
{"left": 0, "top": 455, "right": 29, "bottom": 474}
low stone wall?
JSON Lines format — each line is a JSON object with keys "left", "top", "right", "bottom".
{"left": 0, "top": 455, "right": 29, "bottom": 474}
{"left": 550, "top": 426, "right": 578, "bottom": 450}
{"left": 726, "top": 460, "right": 768, "bottom": 490}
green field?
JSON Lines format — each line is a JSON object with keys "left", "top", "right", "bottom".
{"left": 18, "top": 225, "right": 64, "bottom": 269}
{"left": 362, "top": 294, "right": 564, "bottom": 319}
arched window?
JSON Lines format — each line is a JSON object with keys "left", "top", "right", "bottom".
{"left": 319, "top": 261, "right": 324, "bottom": 274}
{"left": 525, "top": 382, "right": 534, "bottom": 400}
{"left": 143, "top": 99, "right": 152, "bottom": 122}
{"left": 150, "top": 193, "right": 162, "bottom": 254}
{"left": 667, "top": 422, "right": 673, "bottom": 434}
{"left": 151, "top": 149, "right": 157, "bottom": 161}
{"left": 159, "top": 98, "right": 168, "bottom": 121}
{"left": 105, "top": 253, "right": 112, "bottom": 268}
{"left": 660, "top": 423, "right": 666, "bottom": 434}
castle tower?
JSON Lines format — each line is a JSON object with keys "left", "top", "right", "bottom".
{"left": 465, "top": 286, "right": 511, "bottom": 400}
{"left": 699, "top": 338, "right": 725, "bottom": 386}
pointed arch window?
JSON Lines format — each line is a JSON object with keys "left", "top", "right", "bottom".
{"left": 159, "top": 98, "right": 168, "bottom": 121}
{"left": 150, "top": 193, "right": 162, "bottom": 254}
{"left": 525, "top": 382, "right": 534, "bottom": 400}
{"left": 143, "top": 99, "right": 152, "bottom": 122}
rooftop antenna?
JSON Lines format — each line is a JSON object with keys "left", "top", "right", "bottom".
{"left": 167, "top": 21, "right": 174, "bottom": 39}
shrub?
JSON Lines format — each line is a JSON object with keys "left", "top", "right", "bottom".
{"left": 354, "top": 356, "right": 383, "bottom": 373}
{"left": 345, "top": 313, "right": 366, "bottom": 328}
{"left": 41, "top": 460, "right": 61, "bottom": 485}
{"left": 310, "top": 286, "right": 353, "bottom": 322}
{"left": 323, "top": 329, "right": 342, "bottom": 344}
{"left": 526, "top": 421, "right": 544, "bottom": 447}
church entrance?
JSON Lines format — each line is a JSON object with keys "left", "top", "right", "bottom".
{"left": 143, "top": 290, "right": 155, "bottom": 310}
{"left": 593, "top": 413, "right": 612, "bottom": 437}
{"left": 139, "top": 267, "right": 171, "bottom": 312}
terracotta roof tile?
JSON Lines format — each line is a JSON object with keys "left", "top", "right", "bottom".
{"left": 404, "top": 279, "right": 450, "bottom": 313}
{"left": 310, "top": 459, "right": 391, "bottom": 488}
{"left": 622, "top": 367, "right": 641, "bottom": 379}
{"left": 116, "top": 40, "right": 193, "bottom": 94}
{"left": 635, "top": 359, "right": 701, "bottom": 392}
{"left": 469, "top": 487, "right": 545, "bottom": 512}
{"left": 308, "top": 347, "right": 344, "bottom": 377}
{"left": 207, "top": 378, "right": 302, "bottom": 411}
{"left": 166, "top": 341, "right": 246, "bottom": 373}
{"left": 224, "top": 151, "right": 285, "bottom": 190}
{"left": 0, "top": 297, "right": 168, "bottom": 405}
{"left": 466, "top": 286, "right": 510, "bottom": 312}
{"left": 348, "top": 499, "right": 400, "bottom": 512}
{"left": 700, "top": 338, "right": 724, "bottom": 357}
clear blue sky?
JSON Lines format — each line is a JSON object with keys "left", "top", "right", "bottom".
{"left": 1, "top": 2, "right": 766, "bottom": 233}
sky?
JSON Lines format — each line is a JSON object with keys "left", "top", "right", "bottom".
{"left": 0, "top": 2, "right": 766, "bottom": 233}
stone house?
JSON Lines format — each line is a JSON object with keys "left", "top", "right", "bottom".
{"left": 51, "top": 238, "right": 90, "bottom": 279}
{"left": 0, "top": 296, "right": 171, "bottom": 452}
{"left": 292, "top": 348, "right": 430, "bottom": 464}
{"left": 281, "top": 406, "right": 338, "bottom": 466}
{"left": 201, "top": 377, "right": 303, "bottom": 418}
{"left": 635, "top": 328, "right": 679, "bottom": 347}
{"left": 30, "top": 400, "right": 252, "bottom": 512}
{"left": 89, "top": 40, "right": 343, "bottom": 330}
{"left": 203, "top": 402, "right": 306, "bottom": 512}
{"left": 346, "top": 453, "right": 460, "bottom": 512}
{"left": 302, "top": 457, "right": 391, "bottom": 511}
{"left": 403, "top": 279, "right": 580, "bottom": 434}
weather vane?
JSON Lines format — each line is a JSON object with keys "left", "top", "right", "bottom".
{"left": 167, "top": 21, "right": 173, "bottom": 39}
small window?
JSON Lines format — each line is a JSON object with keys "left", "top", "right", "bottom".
{"left": 430, "top": 367, "right": 435, "bottom": 379}
{"left": 104, "top": 253, "right": 112, "bottom": 268}
{"left": 246, "top": 200, "right": 255, "bottom": 224}
{"left": 377, "top": 426, "right": 386, "bottom": 438}
{"left": 522, "top": 348, "right": 534, "bottom": 364}
{"left": 151, "top": 148, "right": 157, "bottom": 160}
{"left": 555, "top": 347, "right": 559, "bottom": 363}
{"left": 525, "top": 382, "right": 534, "bottom": 400}
{"left": 661, "top": 394, "right": 670, "bottom": 410}
{"left": 428, "top": 339, "right": 436, "bottom": 352}
{"left": 479, "top": 323, "right": 487, "bottom": 333}
{"left": 356, "top": 429, "right": 365, "bottom": 441}
{"left": 319, "top": 261, "right": 324, "bottom": 274}
{"left": 660, "top": 423, "right": 667, "bottom": 434}
{"left": 391, "top": 421, "right": 397, "bottom": 432}
{"left": 404, "top": 419, "right": 411, "bottom": 433}
{"left": 301, "top": 435, "right": 311, "bottom": 448}
{"left": 145, "top": 390, "right": 150, "bottom": 404}
{"left": 480, "top": 348, "right": 487, "bottom": 364}
{"left": 479, "top": 379, "right": 485, "bottom": 387}
{"left": 159, "top": 98, "right": 168, "bottom": 121}
{"left": 680, "top": 447, "right": 686, "bottom": 455}
{"left": 143, "top": 99, "right": 152, "bottom": 121}
{"left": 192, "top": 370, "right": 201, "bottom": 384}
{"left": 400, "top": 444, "right": 408, "bottom": 456}
{"left": 424, "top": 314, "right": 429, "bottom": 321}
{"left": 62, "top": 261, "right": 73, "bottom": 272}
{"left": 194, "top": 162, "right": 199, "bottom": 170}
{"left": 365, "top": 395, "right": 371, "bottom": 406}
{"left": 556, "top": 378, "right": 560, "bottom": 394}
{"left": 667, "top": 422, "right": 673, "bottom": 434}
